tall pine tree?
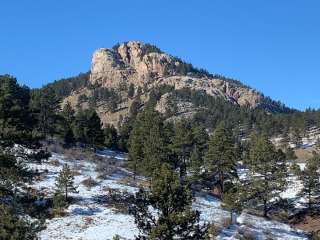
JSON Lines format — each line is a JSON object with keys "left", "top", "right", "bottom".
{"left": 299, "top": 155, "right": 320, "bottom": 210}
{"left": 204, "top": 122, "right": 237, "bottom": 196}
{"left": 243, "top": 134, "right": 287, "bottom": 217}
{"left": 131, "top": 164, "right": 206, "bottom": 239}
{"left": 170, "top": 119, "right": 193, "bottom": 177}
{"left": 55, "top": 164, "right": 78, "bottom": 202}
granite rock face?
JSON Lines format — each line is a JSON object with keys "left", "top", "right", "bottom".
{"left": 89, "top": 41, "right": 262, "bottom": 108}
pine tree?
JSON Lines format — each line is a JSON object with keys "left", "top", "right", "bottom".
{"left": 104, "top": 124, "right": 118, "bottom": 149}
{"left": 63, "top": 127, "right": 76, "bottom": 147}
{"left": 0, "top": 204, "right": 39, "bottom": 240}
{"left": 73, "top": 110, "right": 104, "bottom": 146}
{"left": 55, "top": 164, "right": 78, "bottom": 202}
{"left": 192, "top": 126, "right": 208, "bottom": 157}
{"left": 190, "top": 146, "right": 202, "bottom": 180}
{"left": 131, "top": 164, "right": 207, "bottom": 239}
{"left": 128, "top": 83, "right": 135, "bottom": 98}
{"left": 291, "top": 128, "right": 302, "bottom": 148}
{"left": 128, "top": 108, "right": 167, "bottom": 176}
{"left": 243, "top": 134, "right": 287, "bottom": 217}
{"left": 0, "top": 152, "right": 30, "bottom": 198}
{"left": 61, "top": 101, "right": 75, "bottom": 125}
{"left": 128, "top": 122, "right": 144, "bottom": 179}
{"left": 299, "top": 155, "right": 320, "bottom": 210}
{"left": 73, "top": 109, "right": 88, "bottom": 143}
{"left": 129, "top": 97, "right": 141, "bottom": 118}
{"left": 0, "top": 75, "right": 32, "bottom": 143}
{"left": 86, "top": 111, "right": 104, "bottom": 147}
{"left": 52, "top": 192, "right": 67, "bottom": 216}
{"left": 59, "top": 102, "right": 76, "bottom": 146}
{"left": 31, "top": 86, "right": 60, "bottom": 138}
{"left": 204, "top": 122, "right": 237, "bottom": 196}
{"left": 170, "top": 119, "right": 193, "bottom": 176}
{"left": 142, "top": 120, "right": 166, "bottom": 175}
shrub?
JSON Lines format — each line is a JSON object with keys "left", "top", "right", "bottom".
{"left": 205, "top": 223, "right": 221, "bottom": 239}
{"left": 52, "top": 193, "right": 67, "bottom": 217}
{"left": 81, "top": 177, "right": 98, "bottom": 189}
{"left": 222, "top": 217, "right": 232, "bottom": 228}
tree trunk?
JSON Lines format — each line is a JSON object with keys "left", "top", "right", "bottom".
{"left": 263, "top": 199, "right": 267, "bottom": 217}
{"left": 133, "top": 161, "right": 136, "bottom": 181}
{"left": 65, "top": 185, "right": 68, "bottom": 202}
{"left": 219, "top": 171, "right": 224, "bottom": 197}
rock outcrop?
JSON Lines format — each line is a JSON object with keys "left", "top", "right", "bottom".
{"left": 89, "top": 41, "right": 262, "bottom": 108}
{"left": 61, "top": 41, "right": 273, "bottom": 127}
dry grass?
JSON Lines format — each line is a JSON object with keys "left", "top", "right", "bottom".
{"left": 292, "top": 213, "right": 320, "bottom": 234}
{"left": 295, "top": 148, "right": 315, "bottom": 161}
{"left": 222, "top": 217, "right": 232, "bottom": 228}
{"left": 206, "top": 224, "right": 221, "bottom": 239}
{"left": 238, "top": 226, "right": 256, "bottom": 240}
{"left": 81, "top": 177, "right": 98, "bottom": 189}
{"left": 48, "top": 159, "right": 60, "bottom": 166}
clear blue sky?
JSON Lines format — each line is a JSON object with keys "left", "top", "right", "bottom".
{"left": 1, "top": 1, "right": 319, "bottom": 110}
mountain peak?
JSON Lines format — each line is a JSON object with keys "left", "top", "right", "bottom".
{"left": 89, "top": 41, "right": 262, "bottom": 108}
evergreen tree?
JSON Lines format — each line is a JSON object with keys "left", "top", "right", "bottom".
{"left": 61, "top": 101, "right": 75, "bottom": 125}
{"left": 131, "top": 164, "right": 206, "bottom": 240}
{"left": 221, "top": 182, "right": 242, "bottom": 213}
{"left": 55, "top": 164, "right": 78, "bottom": 202}
{"left": 31, "top": 86, "right": 60, "bottom": 138}
{"left": 73, "top": 110, "right": 104, "bottom": 146}
{"left": 128, "top": 108, "right": 167, "bottom": 176}
{"left": 104, "top": 124, "right": 118, "bottom": 149}
{"left": 86, "top": 111, "right": 104, "bottom": 147}
{"left": 63, "top": 127, "right": 76, "bottom": 147}
{"left": 73, "top": 109, "right": 88, "bottom": 143}
{"left": 142, "top": 119, "right": 167, "bottom": 175}
{"left": 128, "top": 124, "right": 143, "bottom": 179}
{"left": 129, "top": 97, "right": 141, "bottom": 118}
{"left": 204, "top": 122, "right": 237, "bottom": 196}
{"left": 170, "top": 119, "right": 193, "bottom": 176}
{"left": 243, "top": 134, "right": 287, "bottom": 217}
{"left": 52, "top": 192, "right": 68, "bottom": 216}
{"left": 0, "top": 204, "right": 39, "bottom": 240}
{"left": 0, "top": 153, "right": 25, "bottom": 197}
{"left": 117, "top": 120, "right": 132, "bottom": 152}
{"left": 299, "top": 155, "right": 320, "bottom": 210}
{"left": 0, "top": 75, "right": 32, "bottom": 144}
{"left": 192, "top": 126, "right": 208, "bottom": 157}
{"left": 190, "top": 146, "right": 202, "bottom": 180}
{"left": 128, "top": 83, "right": 135, "bottom": 98}
{"left": 291, "top": 128, "right": 302, "bottom": 148}
{"left": 60, "top": 102, "right": 76, "bottom": 146}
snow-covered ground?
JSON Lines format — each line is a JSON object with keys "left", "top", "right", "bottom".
{"left": 27, "top": 149, "right": 308, "bottom": 240}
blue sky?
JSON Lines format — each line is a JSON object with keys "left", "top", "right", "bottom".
{"left": 1, "top": 1, "right": 319, "bottom": 110}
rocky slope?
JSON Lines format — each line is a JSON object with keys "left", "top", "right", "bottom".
{"left": 89, "top": 41, "right": 261, "bottom": 106}
{"left": 61, "top": 41, "right": 284, "bottom": 127}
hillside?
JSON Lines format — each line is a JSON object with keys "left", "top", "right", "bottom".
{"left": 43, "top": 41, "right": 292, "bottom": 128}
{"left": 29, "top": 147, "right": 307, "bottom": 240}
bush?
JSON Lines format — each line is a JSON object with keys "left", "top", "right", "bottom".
{"left": 238, "top": 226, "right": 256, "bottom": 240}
{"left": 113, "top": 235, "right": 121, "bottom": 240}
{"left": 0, "top": 203, "right": 40, "bottom": 240}
{"left": 29, "top": 149, "right": 51, "bottom": 163}
{"left": 222, "top": 217, "right": 232, "bottom": 228}
{"left": 95, "top": 157, "right": 118, "bottom": 178}
{"left": 205, "top": 223, "right": 221, "bottom": 239}
{"left": 81, "top": 177, "right": 98, "bottom": 189}
{"left": 53, "top": 193, "right": 67, "bottom": 217}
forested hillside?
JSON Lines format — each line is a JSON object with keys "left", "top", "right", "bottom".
{"left": 1, "top": 43, "right": 320, "bottom": 239}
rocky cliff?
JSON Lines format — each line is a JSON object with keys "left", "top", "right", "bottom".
{"left": 60, "top": 41, "right": 286, "bottom": 127}
{"left": 89, "top": 41, "right": 262, "bottom": 108}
